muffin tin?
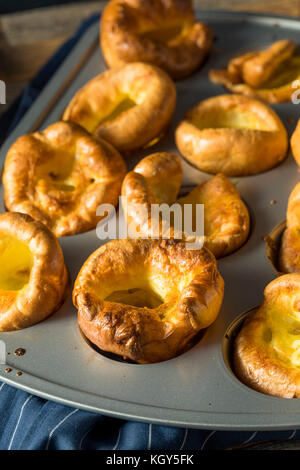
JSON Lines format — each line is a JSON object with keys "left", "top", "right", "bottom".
{"left": 0, "top": 10, "right": 300, "bottom": 429}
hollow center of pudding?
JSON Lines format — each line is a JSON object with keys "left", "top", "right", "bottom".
{"left": 48, "top": 172, "right": 75, "bottom": 192}
{"left": 0, "top": 235, "right": 33, "bottom": 291}
{"left": 97, "top": 96, "right": 137, "bottom": 127}
{"left": 139, "top": 24, "right": 184, "bottom": 44}
{"left": 105, "top": 287, "right": 163, "bottom": 309}
{"left": 101, "top": 268, "right": 180, "bottom": 312}
{"left": 191, "top": 108, "right": 271, "bottom": 131}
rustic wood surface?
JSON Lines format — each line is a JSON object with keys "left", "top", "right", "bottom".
{"left": 0, "top": 0, "right": 299, "bottom": 113}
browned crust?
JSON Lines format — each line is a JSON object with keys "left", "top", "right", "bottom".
{"left": 0, "top": 212, "right": 68, "bottom": 331}
{"left": 121, "top": 152, "right": 250, "bottom": 258}
{"left": 280, "top": 229, "right": 300, "bottom": 274}
{"left": 73, "top": 238, "right": 224, "bottom": 363}
{"left": 175, "top": 94, "right": 288, "bottom": 176}
{"left": 63, "top": 62, "right": 176, "bottom": 152}
{"left": 100, "top": 0, "right": 214, "bottom": 79}
{"left": 279, "top": 182, "right": 300, "bottom": 273}
{"left": 234, "top": 274, "right": 300, "bottom": 398}
{"left": 291, "top": 119, "right": 300, "bottom": 167}
{"left": 209, "top": 40, "right": 300, "bottom": 103}
{"left": 3, "top": 121, "right": 126, "bottom": 237}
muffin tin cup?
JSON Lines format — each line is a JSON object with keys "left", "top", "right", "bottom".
{"left": 0, "top": 11, "right": 300, "bottom": 429}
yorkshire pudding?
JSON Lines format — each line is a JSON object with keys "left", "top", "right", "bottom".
{"left": 63, "top": 62, "right": 176, "bottom": 153}
{"left": 279, "top": 182, "right": 300, "bottom": 273}
{"left": 175, "top": 94, "right": 288, "bottom": 176}
{"left": 3, "top": 121, "right": 126, "bottom": 237}
{"left": 210, "top": 40, "right": 300, "bottom": 103}
{"left": 73, "top": 238, "right": 224, "bottom": 363}
{"left": 0, "top": 212, "right": 68, "bottom": 331}
{"left": 291, "top": 119, "right": 300, "bottom": 167}
{"left": 121, "top": 152, "right": 250, "bottom": 258}
{"left": 100, "top": 0, "right": 214, "bottom": 80}
{"left": 235, "top": 274, "right": 300, "bottom": 398}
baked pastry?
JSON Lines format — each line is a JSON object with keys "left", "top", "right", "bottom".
{"left": 177, "top": 173, "right": 250, "bottom": 258}
{"left": 234, "top": 274, "right": 300, "bottom": 398}
{"left": 0, "top": 212, "right": 68, "bottom": 331}
{"left": 291, "top": 119, "right": 300, "bottom": 166}
{"left": 3, "top": 121, "right": 126, "bottom": 237}
{"left": 279, "top": 182, "right": 300, "bottom": 273}
{"left": 100, "top": 0, "right": 214, "bottom": 80}
{"left": 73, "top": 238, "right": 224, "bottom": 363}
{"left": 121, "top": 152, "right": 250, "bottom": 257}
{"left": 175, "top": 94, "right": 288, "bottom": 176}
{"left": 210, "top": 39, "right": 300, "bottom": 103}
{"left": 63, "top": 62, "right": 176, "bottom": 152}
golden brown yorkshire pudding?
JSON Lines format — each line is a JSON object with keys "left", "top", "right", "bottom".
{"left": 121, "top": 152, "right": 250, "bottom": 258}
{"left": 0, "top": 212, "right": 68, "bottom": 331}
{"left": 3, "top": 121, "right": 126, "bottom": 237}
{"left": 73, "top": 238, "right": 224, "bottom": 363}
{"left": 210, "top": 40, "right": 300, "bottom": 103}
{"left": 279, "top": 182, "right": 300, "bottom": 273}
{"left": 234, "top": 274, "right": 300, "bottom": 398}
{"left": 100, "top": 0, "right": 214, "bottom": 80}
{"left": 63, "top": 62, "right": 176, "bottom": 153}
{"left": 175, "top": 94, "right": 288, "bottom": 176}
{"left": 291, "top": 119, "right": 300, "bottom": 167}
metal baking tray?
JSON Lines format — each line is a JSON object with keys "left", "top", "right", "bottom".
{"left": 0, "top": 10, "right": 300, "bottom": 430}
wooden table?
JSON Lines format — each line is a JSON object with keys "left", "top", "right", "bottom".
{"left": 0, "top": 0, "right": 299, "bottom": 112}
